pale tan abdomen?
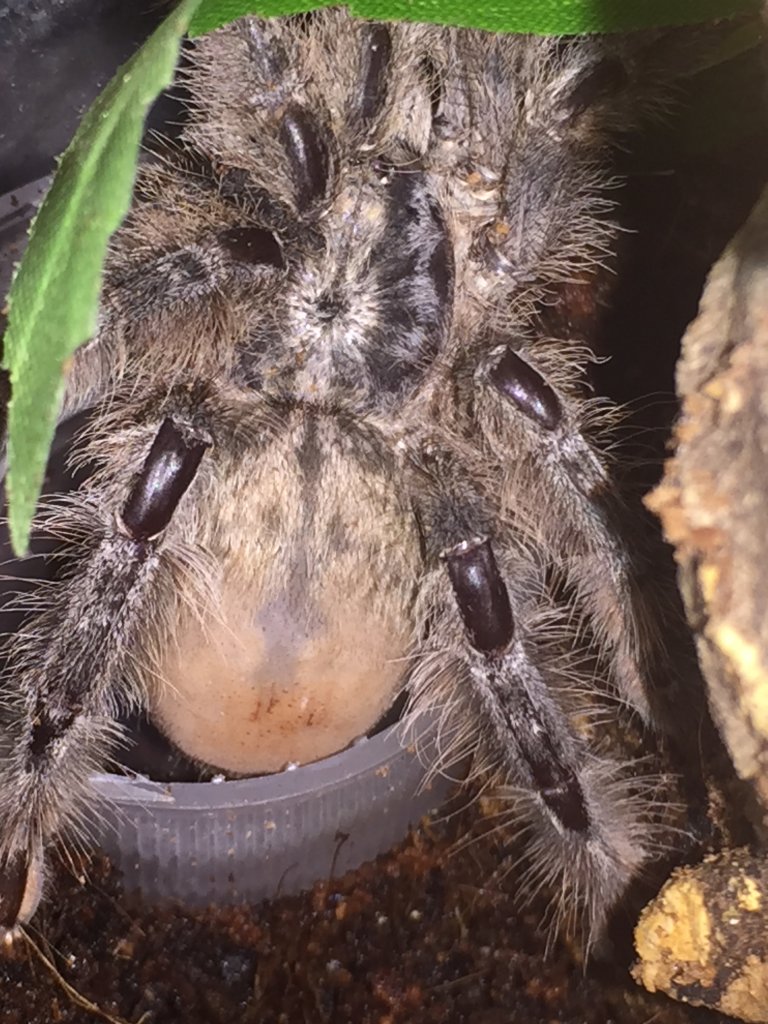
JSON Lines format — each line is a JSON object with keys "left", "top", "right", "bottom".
{"left": 151, "top": 411, "right": 419, "bottom": 775}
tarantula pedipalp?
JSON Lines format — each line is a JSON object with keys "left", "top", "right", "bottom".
{"left": 0, "top": 10, "right": 693, "bottom": 947}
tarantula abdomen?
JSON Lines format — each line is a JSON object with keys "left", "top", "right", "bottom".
{"left": 142, "top": 411, "right": 422, "bottom": 777}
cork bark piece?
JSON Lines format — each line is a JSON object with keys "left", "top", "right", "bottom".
{"left": 633, "top": 848, "right": 768, "bottom": 1022}
{"left": 647, "top": 184, "right": 768, "bottom": 820}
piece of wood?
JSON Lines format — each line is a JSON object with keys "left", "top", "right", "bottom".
{"left": 633, "top": 848, "right": 768, "bottom": 1022}
{"left": 647, "top": 184, "right": 768, "bottom": 823}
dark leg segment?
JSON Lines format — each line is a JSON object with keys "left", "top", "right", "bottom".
{"left": 443, "top": 538, "right": 513, "bottom": 654}
{"left": 488, "top": 346, "right": 562, "bottom": 431}
{"left": 408, "top": 451, "right": 661, "bottom": 942}
{"left": 0, "top": 416, "right": 210, "bottom": 937}
{"left": 358, "top": 25, "right": 392, "bottom": 124}
{"left": 278, "top": 105, "right": 330, "bottom": 211}
{"left": 486, "top": 342, "right": 658, "bottom": 719}
{"left": 121, "top": 418, "right": 210, "bottom": 540}
{"left": 444, "top": 535, "right": 591, "bottom": 839}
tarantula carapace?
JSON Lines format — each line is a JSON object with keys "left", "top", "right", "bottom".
{"left": 0, "top": 9, "right": 700, "bottom": 947}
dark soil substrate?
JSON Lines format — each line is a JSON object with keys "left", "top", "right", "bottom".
{"left": 0, "top": 804, "right": 737, "bottom": 1024}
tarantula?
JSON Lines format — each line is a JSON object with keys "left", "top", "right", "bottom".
{"left": 0, "top": 9, "right": 703, "bottom": 947}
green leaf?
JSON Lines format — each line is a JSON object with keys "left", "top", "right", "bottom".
{"left": 1, "top": 0, "right": 203, "bottom": 555}
{"left": 189, "top": 0, "right": 761, "bottom": 38}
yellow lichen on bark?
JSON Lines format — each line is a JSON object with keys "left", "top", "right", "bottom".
{"left": 634, "top": 875, "right": 713, "bottom": 992}
{"left": 634, "top": 849, "right": 768, "bottom": 1023}
{"left": 720, "top": 956, "right": 768, "bottom": 1022}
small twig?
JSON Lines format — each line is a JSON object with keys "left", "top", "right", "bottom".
{"left": 21, "top": 930, "right": 147, "bottom": 1024}
{"left": 428, "top": 968, "right": 490, "bottom": 995}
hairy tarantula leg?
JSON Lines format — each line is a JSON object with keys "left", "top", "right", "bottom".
{"left": 438, "top": 535, "right": 653, "bottom": 941}
{"left": 444, "top": 537, "right": 590, "bottom": 835}
{"left": 488, "top": 344, "right": 655, "bottom": 720}
{"left": 0, "top": 418, "right": 210, "bottom": 939}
